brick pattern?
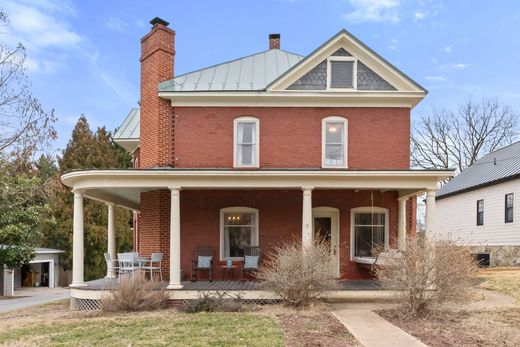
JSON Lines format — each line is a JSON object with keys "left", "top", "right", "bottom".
{"left": 140, "top": 24, "right": 175, "bottom": 168}
{"left": 138, "top": 189, "right": 400, "bottom": 280}
{"left": 173, "top": 107, "right": 410, "bottom": 169}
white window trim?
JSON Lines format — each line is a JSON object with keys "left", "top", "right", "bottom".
{"left": 476, "top": 199, "right": 484, "bottom": 227}
{"left": 219, "top": 206, "right": 259, "bottom": 261}
{"left": 322, "top": 116, "right": 348, "bottom": 168}
{"left": 350, "top": 206, "right": 390, "bottom": 263}
{"left": 327, "top": 56, "right": 357, "bottom": 90}
{"left": 233, "top": 116, "right": 260, "bottom": 168}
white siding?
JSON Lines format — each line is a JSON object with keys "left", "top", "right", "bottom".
{"left": 437, "top": 179, "right": 520, "bottom": 246}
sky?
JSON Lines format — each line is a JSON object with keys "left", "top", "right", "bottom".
{"left": 2, "top": 0, "right": 520, "bottom": 153}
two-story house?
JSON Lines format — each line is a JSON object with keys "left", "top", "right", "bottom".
{"left": 62, "top": 17, "right": 452, "bottom": 296}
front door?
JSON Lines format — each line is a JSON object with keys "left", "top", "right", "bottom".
{"left": 312, "top": 207, "right": 340, "bottom": 278}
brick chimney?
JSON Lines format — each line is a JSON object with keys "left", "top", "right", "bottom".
{"left": 139, "top": 17, "right": 175, "bottom": 168}
{"left": 269, "top": 33, "right": 280, "bottom": 50}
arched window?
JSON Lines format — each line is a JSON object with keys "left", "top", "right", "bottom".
{"left": 322, "top": 116, "right": 348, "bottom": 168}
{"left": 350, "top": 207, "right": 389, "bottom": 261}
{"left": 220, "top": 207, "right": 259, "bottom": 260}
{"left": 233, "top": 116, "right": 259, "bottom": 167}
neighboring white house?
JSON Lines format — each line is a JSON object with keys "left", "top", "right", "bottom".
{"left": 437, "top": 141, "right": 520, "bottom": 266}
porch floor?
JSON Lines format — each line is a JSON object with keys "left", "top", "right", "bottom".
{"left": 75, "top": 278, "right": 382, "bottom": 291}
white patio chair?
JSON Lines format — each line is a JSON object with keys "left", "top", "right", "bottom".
{"left": 117, "top": 252, "right": 139, "bottom": 281}
{"left": 140, "top": 253, "right": 163, "bottom": 282}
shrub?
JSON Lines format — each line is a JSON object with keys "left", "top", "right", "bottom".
{"left": 375, "top": 235, "right": 479, "bottom": 317}
{"left": 101, "top": 275, "right": 170, "bottom": 312}
{"left": 256, "top": 237, "right": 337, "bottom": 308}
{"left": 182, "top": 291, "right": 244, "bottom": 313}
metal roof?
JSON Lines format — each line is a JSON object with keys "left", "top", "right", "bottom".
{"left": 114, "top": 108, "right": 140, "bottom": 140}
{"left": 158, "top": 49, "right": 304, "bottom": 92}
{"left": 437, "top": 141, "right": 520, "bottom": 198}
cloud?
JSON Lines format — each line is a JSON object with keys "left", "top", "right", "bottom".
{"left": 439, "top": 63, "right": 472, "bottom": 70}
{"left": 105, "top": 16, "right": 128, "bottom": 32}
{"left": 413, "top": 10, "right": 426, "bottom": 21}
{"left": 388, "top": 38, "right": 398, "bottom": 50}
{"left": 442, "top": 45, "right": 452, "bottom": 54}
{"left": 342, "top": 0, "right": 401, "bottom": 24}
{"left": 425, "top": 75, "right": 447, "bottom": 82}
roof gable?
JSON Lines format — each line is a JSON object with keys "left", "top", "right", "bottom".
{"left": 159, "top": 49, "right": 303, "bottom": 92}
{"left": 267, "top": 29, "right": 426, "bottom": 93}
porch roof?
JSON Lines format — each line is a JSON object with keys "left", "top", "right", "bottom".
{"left": 61, "top": 168, "right": 453, "bottom": 211}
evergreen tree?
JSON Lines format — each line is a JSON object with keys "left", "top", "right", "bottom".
{"left": 43, "top": 116, "right": 133, "bottom": 280}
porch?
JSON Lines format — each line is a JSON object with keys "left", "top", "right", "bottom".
{"left": 61, "top": 168, "right": 453, "bottom": 294}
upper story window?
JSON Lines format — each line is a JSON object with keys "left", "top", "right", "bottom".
{"left": 505, "top": 193, "right": 514, "bottom": 223}
{"left": 220, "top": 207, "right": 259, "bottom": 260}
{"left": 322, "top": 116, "right": 348, "bottom": 168}
{"left": 476, "top": 199, "right": 484, "bottom": 226}
{"left": 327, "top": 57, "right": 357, "bottom": 89}
{"left": 234, "top": 117, "right": 259, "bottom": 168}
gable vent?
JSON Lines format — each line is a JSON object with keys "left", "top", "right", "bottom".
{"left": 330, "top": 61, "right": 354, "bottom": 88}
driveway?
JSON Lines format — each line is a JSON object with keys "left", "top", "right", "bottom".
{"left": 0, "top": 287, "right": 69, "bottom": 313}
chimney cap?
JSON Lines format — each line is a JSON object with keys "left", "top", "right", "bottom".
{"left": 269, "top": 33, "right": 280, "bottom": 39}
{"left": 149, "top": 17, "right": 170, "bottom": 27}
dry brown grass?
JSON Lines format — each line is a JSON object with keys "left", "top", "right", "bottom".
{"left": 478, "top": 267, "right": 520, "bottom": 303}
{"left": 379, "top": 308, "right": 520, "bottom": 347}
{"left": 101, "top": 275, "right": 170, "bottom": 312}
{"left": 375, "top": 236, "right": 479, "bottom": 316}
{"left": 257, "top": 237, "right": 337, "bottom": 308}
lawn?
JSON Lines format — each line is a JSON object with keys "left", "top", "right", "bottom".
{"left": 478, "top": 267, "right": 520, "bottom": 302}
{"left": 0, "top": 301, "right": 283, "bottom": 347}
{"left": 0, "top": 301, "right": 358, "bottom": 347}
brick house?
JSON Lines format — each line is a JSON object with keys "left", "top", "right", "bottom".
{"left": 62, "top": 17, "right": 452, "bottom": 292}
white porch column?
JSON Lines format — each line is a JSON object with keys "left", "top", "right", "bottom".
{"left": 397, "top": 197, "right": 407, "bottom": 251}
{"left": 167, "top": 187, "right": 183, "bottom": 289}
{"left": 106, "top": 202, "right": 116, "bottom": 278}
{"left": 302, "top": 187, "right": 314, "bottom": 248}
{"left": 425, "top": 189, "right": 437, "bottom": 234}
{"left": 71, "top": 189, "right": 86, "bottom": 287}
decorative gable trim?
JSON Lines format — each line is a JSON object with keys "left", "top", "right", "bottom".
{"left": 267, "top": 29, "right": 426, "bottom": 94}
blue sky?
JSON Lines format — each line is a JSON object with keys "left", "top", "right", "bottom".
{"left": 2, "top": 0, "right": 520, "bottom": 153}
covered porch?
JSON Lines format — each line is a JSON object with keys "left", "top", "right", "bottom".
{"left": 61, "top": 168, "right": 452, "bottom": 293}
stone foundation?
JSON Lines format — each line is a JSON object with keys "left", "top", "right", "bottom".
{"left": 469, "top": 246, "right": 520, "bottom": 267}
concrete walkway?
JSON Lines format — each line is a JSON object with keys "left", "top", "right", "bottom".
{"left": 332, "top": 302, "right": 426, "bottom": 347}
{"left": 0, "top": 287, "right": 69, "bottom": 314}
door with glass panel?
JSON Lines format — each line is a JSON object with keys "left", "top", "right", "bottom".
{"left": 312, "top": 207, "right": 340, "bottom": 277}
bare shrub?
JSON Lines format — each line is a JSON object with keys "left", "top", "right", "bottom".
{"left": 256, "top": 237, "right": 337, "bottom": 308}
{"left": 375, "top": 235, "right": 479, "bottom": 316}
{"left": 182, "top": 291, "right": 244, "bottom": 313}
{"left": 101, "top": 275, "right": 169, "bottom": 312}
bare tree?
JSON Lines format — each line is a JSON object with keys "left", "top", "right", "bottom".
{"left": 0, "top": 11, "right": 56, "bottom": 159}
{"left": 412, "top": 98, "right": 518, "bottom": 172}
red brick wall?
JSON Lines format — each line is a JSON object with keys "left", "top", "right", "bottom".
{"left": 138, "top": 189, "right": 400, "bottom": 281}
{"left": 173, "top": 107, "right": 410, "bottom": 169}
{"left": 140, "top": 24, "right": 175, "bottom": 168}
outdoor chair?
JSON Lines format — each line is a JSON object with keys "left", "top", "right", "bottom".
{"left": 117, "top": 252, "right": 139, "bottom": 281}
{"left": 241, "top": 246, "right": 261, "bottom": 281}
{"left": 191, "top": 246, "right": 214, "bottom": 282}
{"left": 103, "top": 252, "right": 119, "bottom": 277}
{"left": 140, "top": 253, "right": 163, "bottom": 282}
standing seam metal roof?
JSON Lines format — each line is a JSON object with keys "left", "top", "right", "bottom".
{"left": 437, "top": 141, "right": 520, "bottom": 198}
{"left": 158, "top": 49, "right": 303, "bottom": 92}
{"left": 114, "top": 108, "right": 140, "bottom": 140}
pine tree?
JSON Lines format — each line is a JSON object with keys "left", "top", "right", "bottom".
{"left": 43, "top": 116, "right": 133, "bottom": 280}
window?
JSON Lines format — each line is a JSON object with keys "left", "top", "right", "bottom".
{"left": 505, "top": 193, "right": 514, "bottom": 223}
{"left": 220, "top": 207, "right": 258, "bottom": 259}
{"left": 476, "top": 199, "right": 484, "bottom": 226}
{"left": 351, "top": 207, "right": 389, "bottom": 259}
{"left": 322, "top": 117, "right": 348, "bottom": 168}
{"left": 327, "top": 57, "right": 357, "bottom": 89}
{"left": 234, "top": 117, "right": 259, "bottom": 167}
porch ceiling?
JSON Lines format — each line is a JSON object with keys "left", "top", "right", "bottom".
{"left": 62, "top": 169, "right": 454, "bottom": 211}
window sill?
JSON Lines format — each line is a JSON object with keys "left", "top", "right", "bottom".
{"left": 353, "top": 256, "right": 376, "bottom": 265}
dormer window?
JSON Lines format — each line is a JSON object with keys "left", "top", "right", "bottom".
{"left": 327, "top": 57, "right": 357, "bottom": 89}
{"left": 234, "top": 117, "right": 259, "bottom": 167}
